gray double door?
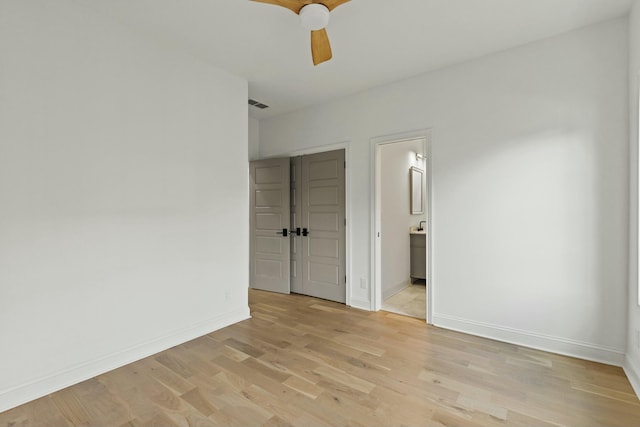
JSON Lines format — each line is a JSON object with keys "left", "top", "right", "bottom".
{"left": 250, "top": 149, "right": 346, "bottom": 303}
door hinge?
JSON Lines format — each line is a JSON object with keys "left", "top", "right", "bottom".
{"left": 344, "top": 161, "right": 346, "bottom": 168}
{"left": 344, "top": 218, "right": 346, "bottom": 226}
{"left": 345, "top": 275, "right": 347, "bottom": 283}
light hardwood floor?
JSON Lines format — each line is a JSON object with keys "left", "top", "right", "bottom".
{"left": 2, "top": 289, "right": 640, "bottom": 426}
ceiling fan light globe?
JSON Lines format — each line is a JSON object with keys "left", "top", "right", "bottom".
{"left": 300, "top": 4, "right": 330, "bottom": 31}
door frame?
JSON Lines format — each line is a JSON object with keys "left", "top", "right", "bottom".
{"left": 258, "top": 141, "right": 352, "bottom": 307}
{"left": 370, "top": 130, "right": 433, "bottom": 324}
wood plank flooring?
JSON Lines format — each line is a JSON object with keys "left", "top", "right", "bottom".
{"left": 2, "top": 289, "right": 640, "bottom": 426}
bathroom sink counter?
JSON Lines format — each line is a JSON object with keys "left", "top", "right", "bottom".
{"left": 409, "top": 225, "right": 426, "bottom": 235}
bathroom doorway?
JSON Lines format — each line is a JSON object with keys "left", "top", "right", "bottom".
{"left": 372, "top": 131, "right": 432, "bottom": 321}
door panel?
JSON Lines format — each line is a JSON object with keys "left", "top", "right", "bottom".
{"left": 309, "top": 187, "right": 338, "bottom": 205}
{"left": 255, "top": 190, "right": 283, "bottom": 206}
{"left": 250, "top": 158, "right": 290, "bottom": 294}
{"left": 308, "top": 263, "right": 339, "bottom": 284}
{"left": 308, "top": 238, "right": 339, "bottom": 258}
{"left": 309, "top": 212, "right": 339, "bottom": 231}
{"left": 309, "top": 158, "right": 339, "bottom": 179}
{"left": 255, "top": 166, "right": 283, "bottom": 183}
{"left": 255, "top": 237, "right": 282, "bottom": 254}
{"left": 301, "top": 149, "right": 346, "bottom": 303}
{"left": 255, "top": 259, "right": 284, "bottom": 278}
{"left": 255, "top": 213, "right": 283, "bottom": 229}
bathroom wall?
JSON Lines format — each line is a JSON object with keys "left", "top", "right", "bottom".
{"left": 380, "top": 139, "right": 426, "bottom": 299}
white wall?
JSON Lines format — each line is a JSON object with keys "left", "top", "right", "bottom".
{"left": 260, "top": 18, "right": 629, "bottom": 364}
{"left": 626, "top": 0, "right": 640, "bottom": 394}
{"left": 249, "top": 117, "right": 260, "bottom": 160}
{"left": 381, "top": 139, "right": 426, "bottom": 299}
{"left": 0, "top": 0, "right": 249, "bottom": 411}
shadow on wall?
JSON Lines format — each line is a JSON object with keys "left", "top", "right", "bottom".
{"left": 437, "top": 126, "right": 626, "bottom": 341}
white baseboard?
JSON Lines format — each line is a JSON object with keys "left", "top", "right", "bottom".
{"left": 624, "top": 356, "right": 640, "bottom": 398}
{"left": 382, "top": 280, "right": 410, "bottom": 300}
{"left": 0, "top": 306, "right": 251, "bottom": 413}
{"left": 349, "top": 297, "right": 371, "bottom": 311}
{"left": 433, "top": 313, "right": 625, "bottom": 367}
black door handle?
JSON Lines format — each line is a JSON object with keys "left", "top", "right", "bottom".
{"left": 276, "top": 228, "right": 288, "bottom": 237}
{"left": 302, "top": 228, "right": 309, "bottom": 237}
{"left": 284, "top": 228, "right": 301, "bottom": 236}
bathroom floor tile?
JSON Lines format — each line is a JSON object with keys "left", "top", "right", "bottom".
{"left": 382, "top": 283, "right": 426, "bottom": 319}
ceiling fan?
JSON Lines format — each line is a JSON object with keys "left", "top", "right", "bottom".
{"left": 250, "top": 0, "right": 351, "bottom": 66}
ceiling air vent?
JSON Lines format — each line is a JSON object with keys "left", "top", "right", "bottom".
{"left": 248, "top": 98, "right": 269, "bottom": 109}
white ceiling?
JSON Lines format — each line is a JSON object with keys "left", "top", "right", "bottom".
{"left": 88, "top": 0, "right": 632, "bottom": 119}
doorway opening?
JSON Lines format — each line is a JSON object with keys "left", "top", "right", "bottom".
{"left": 372, "top": 131, "right": 432, "bottom": 322}
{"left": 250, "top": 149, "right": 347, "bottom": 304}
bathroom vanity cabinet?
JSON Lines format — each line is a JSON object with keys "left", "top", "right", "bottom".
{"left": 410, "top": 232, "right": 426, "bottom": 282}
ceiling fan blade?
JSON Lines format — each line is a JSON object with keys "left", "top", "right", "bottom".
{"left": 250, "top": 0, "right": 308, "bottom": 14}
{"left": 311, "top": 28, "right": 332, "bottom": 65}
{"left": 315, "top": 0, "right": 350, "bottom": 11}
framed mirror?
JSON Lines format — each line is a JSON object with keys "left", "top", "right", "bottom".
{"left": 410, "top": 166, "right": 424, "bottom": 215}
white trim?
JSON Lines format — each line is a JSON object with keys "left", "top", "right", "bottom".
{"left": 349, "top": 297, "right": 371, "bottom": 311}
{"left": 424, "top": 134, "right": 433, "bottom": 324}
{"left": 370, "top": 129, "right": 433, "bottom": 323}
{"left": 370, "top": 141, "right": 380, "bottom": 311}
{"left": 637, "top": 71, "right": 640, "bottom": 307}
{"left": 624, "top": 356, "right": 640, "bottom": 398}
{"left": 433, "top": 313, "right": 625, "bottom": 366}
{"left": 0, "top": 307, "right": 250, "bottom": 413}
{"left": 261, "top": 141, "right": 348, "bottom": 159}
{"left": 257, "top": 141, "right": 352, "bottom": 307}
